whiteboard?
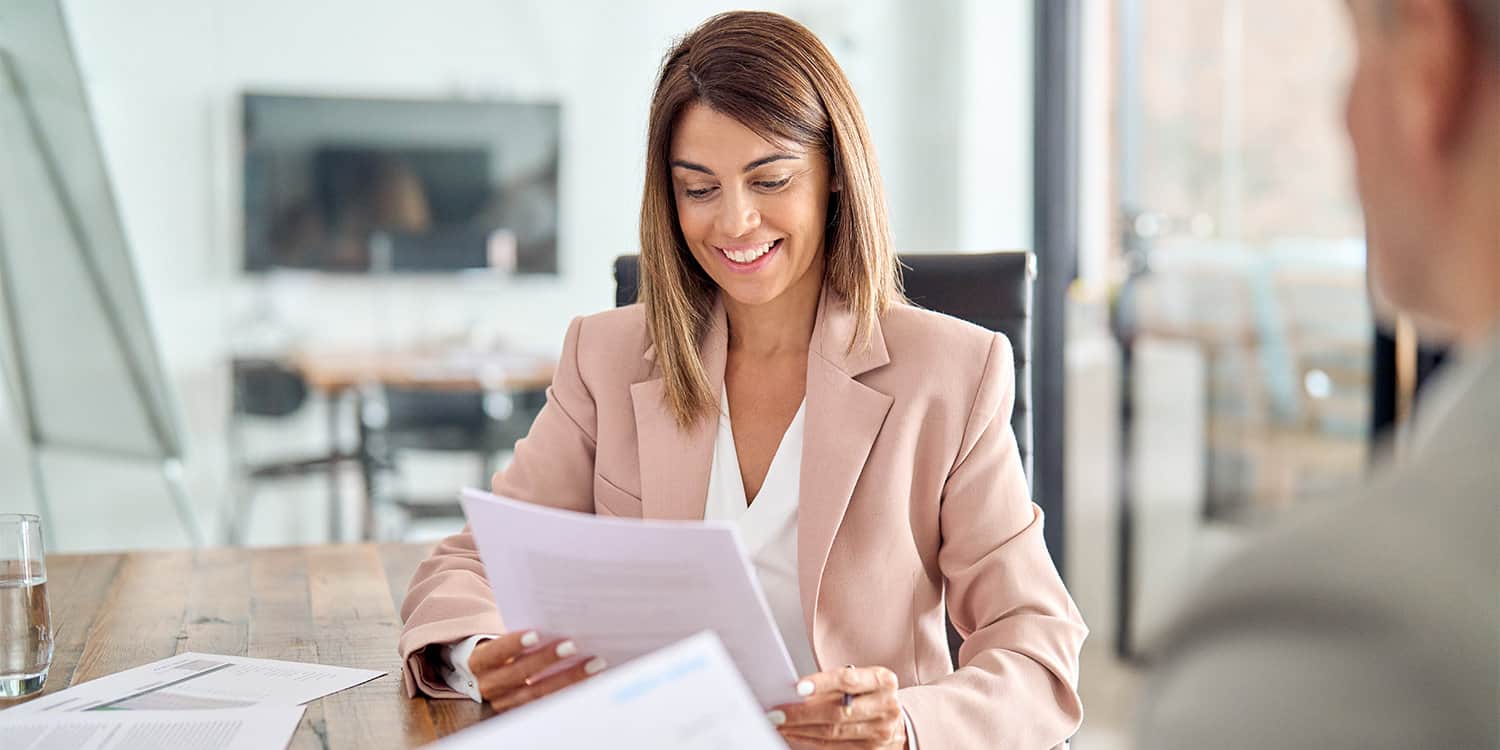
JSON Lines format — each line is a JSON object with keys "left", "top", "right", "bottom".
{"left": 0, "top": 0, "right": 183, "bottom": 460}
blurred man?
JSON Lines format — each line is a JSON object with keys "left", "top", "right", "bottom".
{"left": 1139, "top": 0, "right": 1499, "bottom": 747}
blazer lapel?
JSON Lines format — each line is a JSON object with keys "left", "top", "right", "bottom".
{"left": 797, "top": 289, "right": 893, "bottom": 662}
{"left": 631, "top": 300, "right": 727, "bottom": 521}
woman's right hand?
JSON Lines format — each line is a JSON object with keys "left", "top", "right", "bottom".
{"left": 468, "top": 630, "right": 607, "bottom": 713}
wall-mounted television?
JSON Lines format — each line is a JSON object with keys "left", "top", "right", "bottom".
{"left": 242, "top": 93, "right": 560, "bottom": 274}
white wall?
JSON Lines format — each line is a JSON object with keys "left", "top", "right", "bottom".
{"left": 0, "top": 0, "right": 1033, "bottom": 550}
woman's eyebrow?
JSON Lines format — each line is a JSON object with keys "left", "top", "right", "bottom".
{"left": 741, "top": 153, "right": 800, "bottom": 172}
{"left": 669, "top": 153, "right": 801, "bottom": 176}
{"left": 669, "top": 159, "right": 715, "bottom": 176}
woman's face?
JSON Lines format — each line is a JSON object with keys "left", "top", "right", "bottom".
{"left": 669, "top": 103, "right": 835, "bottom": 308}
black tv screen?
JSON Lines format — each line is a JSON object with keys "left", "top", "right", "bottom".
{"left": 242, "top": 93, "right": 560, "bottom": 274}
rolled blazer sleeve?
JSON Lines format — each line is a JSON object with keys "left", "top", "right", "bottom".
{"left": 897, "top": 333, "right": 1088, "bottom": 748}
{"left": 397, "top": 315, "right": 600, "bottom": 698}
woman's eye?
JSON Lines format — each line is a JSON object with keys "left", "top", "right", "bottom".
{"left": 754, "top": 177, "right": 791, "bottom": 191}
{"left": 684, "top": 186, "right": 717, "bottom": 200}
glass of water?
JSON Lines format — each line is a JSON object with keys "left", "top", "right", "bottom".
{"left": 0, "top": 514, "right": 51, "bottom": 698}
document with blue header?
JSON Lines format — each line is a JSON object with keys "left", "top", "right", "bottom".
{"left": 458, "top": 488, "right": 801, "bottom": 709}
{"left": 423, "top": 631, "right": 786, "bottom": 749}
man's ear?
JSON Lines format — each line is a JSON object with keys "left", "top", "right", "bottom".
{"left": 1392, "top": 0, "right": 1477, "bottom": 155}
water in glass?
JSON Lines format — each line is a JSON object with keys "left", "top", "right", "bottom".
{"left": 0, "top": 515, "right": 51, "bottom": 699}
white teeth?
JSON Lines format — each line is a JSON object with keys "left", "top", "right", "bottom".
{"left": 722, "top": 240, "right": 775, "bottom": 264}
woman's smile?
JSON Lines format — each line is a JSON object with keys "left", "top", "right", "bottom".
{"left": 715, "top": 238, "right": 784, "bottom": 272}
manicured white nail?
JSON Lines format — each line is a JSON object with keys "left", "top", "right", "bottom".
{"left": 520, "top": 631, "right": 540, "bottom": 648}
{"left": 555, "top": 640, "right": 577, "bottom": 658}
{"left": 584, "top": 657, "right": 607, "bottom": 675}
{"left": 766, "top": 710, "right": 786, "bottom": 726}
{"left": 796, "top": 680, "right": 815, "bottom": 697}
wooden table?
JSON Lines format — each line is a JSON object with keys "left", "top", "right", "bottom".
{"left": 288, "top": 349, "right": 555, "bottom": 394}
{"left": 4, "top": 543, "right": 485, "bottom": 748}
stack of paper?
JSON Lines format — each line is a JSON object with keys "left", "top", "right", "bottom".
{"left": 459, "top": 488, "right": 801, "bottom": 708}
{"left": 2, "top": 706, "right": 305, "bottom": 750}
{"left": 0, "top": 653, "right": 385, "bottom": 750}
{"left": 4, "top": 652, "right": 384, "bottom": 714}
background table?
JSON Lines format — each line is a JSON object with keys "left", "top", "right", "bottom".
{"left": 3, "top": 543, "right": 484, "bottom": 748}
{"left": 287, "top": 348, "right": 555, "bottom": 395}
{"left": 253, "top": 349, "right": 554, "bottom": 541}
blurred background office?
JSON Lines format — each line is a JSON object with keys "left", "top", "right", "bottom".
{"left": 0, "top": 1, "right": 1432, "bottom": 747}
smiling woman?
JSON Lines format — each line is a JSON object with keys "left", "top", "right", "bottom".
{"left": 398, "top": 11, "right": 1086, "bottom": 750}
{"left": 670, "top": 110, "right": 826, "bottom": 296}
{"left": 639, "top": 11, "right": 902, "bottom": 429}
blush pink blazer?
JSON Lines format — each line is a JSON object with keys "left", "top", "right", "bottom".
{"left": 399, "top": 288, "right": 1086, "bottom": 747}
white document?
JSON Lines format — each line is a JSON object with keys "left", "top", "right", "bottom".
{"left": 424, "top": 631, "right": 787, "bottom": 750}
{"left": 4, "top": 652, "right": 384, "bottom": 714}
{"left": 0, "top": 705, "right": 305, "bottom": 750}
{"left": 458, "top": 488, "right": 800, "bottom": 708}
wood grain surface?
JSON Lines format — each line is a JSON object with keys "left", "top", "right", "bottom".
{"left": 2, "top": 543, "right": 486, "bottom": 748}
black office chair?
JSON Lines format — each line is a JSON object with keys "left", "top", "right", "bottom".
{"left": 357, "top": 386, "right": 546, "bottom": 538}
{"left": 614, "top": 251, "right": 1039, "bottom": 667}
{"left": 227, "top": 358, "right": 364, "bottom": 544}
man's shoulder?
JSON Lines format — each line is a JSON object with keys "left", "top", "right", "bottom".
{"left": 1186, "top": 448, "right": 1496, "bottom": 630}
{"left": 1141, "top": 446, "right": 1499, "bottom": 748}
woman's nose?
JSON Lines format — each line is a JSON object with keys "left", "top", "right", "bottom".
{"left": 715, "top": 190, "right": 761, "bottom": 238}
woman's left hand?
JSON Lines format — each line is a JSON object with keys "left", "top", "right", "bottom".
{"left": 768, "top": 665, "right": 907, "bottom": 749}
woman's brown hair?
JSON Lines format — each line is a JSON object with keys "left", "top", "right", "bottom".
{"left": 639, "top": 10, "right": 903, "bottom": 428}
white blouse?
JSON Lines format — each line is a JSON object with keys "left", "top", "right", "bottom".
{"left": 705, "top": 393, "right": 917, "bottom": 747}
{"left": 704, "top": 391, "right": 819, "bottom": 679}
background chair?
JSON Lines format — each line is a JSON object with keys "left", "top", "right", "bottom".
{"left": 614, "top": 251, "right": 1039, "bottom": 667}
{"left": 227, "top": 357, "right": 363, "bottom": 544}
{"left": 356, "top": 385, "right": 546, "bottom": 539}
